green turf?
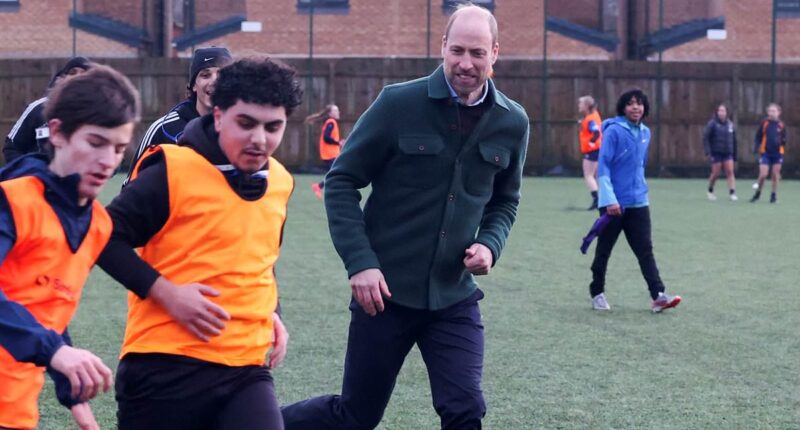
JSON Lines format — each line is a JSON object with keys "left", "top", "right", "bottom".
{"left": 37, "top": 175, "right": 800, "bottom": 429}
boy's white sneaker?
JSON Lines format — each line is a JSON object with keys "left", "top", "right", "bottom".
{"left": 592, "top": 293, "right": 611, "bottom": 311}
{"left": 651, "top": 293, "right": 681, "bottom": 313}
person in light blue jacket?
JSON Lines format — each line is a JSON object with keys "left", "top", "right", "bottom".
{"left": 588, "top": 88, "right": 682, "bottom": 313}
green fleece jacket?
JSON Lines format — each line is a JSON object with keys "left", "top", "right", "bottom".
{"left": 324, "top": 65, "right": 530, "bottom": 310}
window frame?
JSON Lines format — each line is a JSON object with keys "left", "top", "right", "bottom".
{"left": 776, "top": 0, "right": 800, "bottom": 18}
{"left": 297, "top": 0, "right": 350, "bottom": 15}
{"left": 0, "top": 0, "right": 20, "bottom": 13}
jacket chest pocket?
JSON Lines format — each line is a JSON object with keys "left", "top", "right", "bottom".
{"left": 395, "top": 135, "right": 447, "bottom": 189}
{"left": 463, "top": 143, "right": 511, "bottom": 196}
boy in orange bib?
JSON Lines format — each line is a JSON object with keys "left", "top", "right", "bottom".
{"left": 0, "top": 65, "right": 140, "bottom": 430}
{"left": 97, "top": 57, "right": 303, "bottom": 430}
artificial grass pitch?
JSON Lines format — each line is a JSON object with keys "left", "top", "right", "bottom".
{"left": 37, "top": 175, "right": 799, "bottom": 429}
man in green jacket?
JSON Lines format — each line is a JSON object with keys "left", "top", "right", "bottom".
{"left": 282, "top": 4, "right": 529, "bottom": 430}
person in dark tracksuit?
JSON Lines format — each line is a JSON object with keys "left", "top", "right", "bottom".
{"left": 703, "top": 103, "right": 738, "bottom": 201}
{"left": 750, "top": 103, "right": 786, "bottom": 203}
{"left": 123, "top": 46, "right": 232, "bottom": 186}
{"left": 3, "top": 56, "right": 91, "bottom": 163}
{"left": 281, "top": 5, "right": 529, "bottom": 430}
{"left": 589, "top": 88, "right": 682, "bottom": 313}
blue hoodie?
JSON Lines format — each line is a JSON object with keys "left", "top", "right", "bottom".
{"left": 597, "top": 116, "right": 651, "bottom": 208}
{"left": 0, "top": 154, "right": 91, "bottom": 409}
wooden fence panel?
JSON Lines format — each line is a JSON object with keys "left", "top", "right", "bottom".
{"left": 1, "top": 57, "right": 798, "bottom": 176}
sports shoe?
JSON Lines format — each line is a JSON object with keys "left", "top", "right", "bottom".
{"left": 311, "top": 183, "right": 323, "bottom": 200}
{"left": 651, "top": 293, "right": 681, "bottom": 313}
{"left": 592, "top": 293, "right": 611, "bottom": 311}
{"left": 729, "top": 194, "right": 738, "bottom": 201}
{"left": 706, "top": 192, "right": 717, "bottom": 201}
{"left": 770, "top": 194, "right": 777, "bottom": 204}
{"left": 750, "top": 191, "right": 760, "bottom": 203}
{"left": 587, "top": 200, "right": 598, "bottom": 211}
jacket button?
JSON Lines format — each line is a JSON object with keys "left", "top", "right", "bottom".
{"left": 494, "top": 155, "right": 500, "bottom": 163}
{"left": 450, "top": 124, "right": 457, "bottom": 131}
{"left": 418, "top": 145, "right": 425, "bottom": 151}
{"left": 440, "top": 231, "right": 446, "bottom": 238}
{"left": 448, "top": 194, "right": 455, "bottom": 201}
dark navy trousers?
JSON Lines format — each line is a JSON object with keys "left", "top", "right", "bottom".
{"left": 282, "top": 289, "right": 486, "bottom": 430}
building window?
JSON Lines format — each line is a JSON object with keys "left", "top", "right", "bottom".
{"left": 443, "top": 0, "right": 495, "bottom": 14}
{"left": 776, "top": 0, "right": 800, "bottom": 18}
{"left": 0, "top": 0, "right": 20, "bottom": 12}
{"left": 297, "top": 0, "right": 350, "bottom": 15}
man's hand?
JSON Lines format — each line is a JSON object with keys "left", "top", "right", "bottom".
{"left": 49, "top": 346, "right": 112, "bottom": 402}
{"left": 148, "top": 276, "right": 231, "bottom": 342}
{"left": 268, "top": 312, "right": 288, "bottom": 369}
{"left": 464, "top": 243, "right": 493, "bottom": 275}
{"left": 606, "top": 204, "right": 622, "bottom": 216}
{"left": 350, "top": 268, "right": 391, "bottom": 316}
{"left": 70, "top": 402, "right": 100, "bottom": 430}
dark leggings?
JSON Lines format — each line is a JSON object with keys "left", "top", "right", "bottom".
{"left": 116, "top": 353, "right": 283, "bottom": 430}
{"left": 590, "top": 206, "right": 665, "bottom": 300}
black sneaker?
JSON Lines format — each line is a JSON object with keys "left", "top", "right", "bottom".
{"left": 587, "top": 200, "right": 598, "bottom": 211}
{"left": 750, "top": 192, "right": 761, "bottom": 203}
{"left": 770, "top": 194, "right": 777, "bottom": 204}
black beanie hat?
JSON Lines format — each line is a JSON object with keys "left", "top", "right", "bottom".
{"left": 188, "top": 47, "right": 233, "bottom": 89}
{"left": 48, "top": 56, "right": 91, "bottom": 88}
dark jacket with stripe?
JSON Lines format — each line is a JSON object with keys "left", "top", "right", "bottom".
{"left": 3, "top": 98, "right": 47, "bottom": 163}
{"left": 123, "top": 100, "right": 199, "bottom": 185}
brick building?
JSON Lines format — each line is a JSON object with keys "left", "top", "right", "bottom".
{"left": 0, "top": 0, "right": 799, "bottom": 63}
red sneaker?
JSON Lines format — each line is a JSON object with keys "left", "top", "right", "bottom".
{"left": 311, "top": 183, "right": 323, "bottom": 200}
{"left": 651, "top": 293, "right": 681, "bottom": 313}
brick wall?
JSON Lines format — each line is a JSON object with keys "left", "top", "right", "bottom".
{"left": 664, "top": 0, "right": 800, "bottom": 62}
{"left": 0, "top": 0, "right": 137, "bottom": 58}
{"left": 83, "top": 0, "right": 143, "bottom": 27}
{"left": 175, "top": 0, "right": 800, "bottom": 63}
{"left": 3, "top": 0, "right": 799, "bottom": 63}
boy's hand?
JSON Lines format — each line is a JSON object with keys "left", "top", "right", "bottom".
{"left": 606, "top": 204, "right": 622, "bottom": 216}
{"left": 70, "top": 402, "right": 100, "bottom": 430}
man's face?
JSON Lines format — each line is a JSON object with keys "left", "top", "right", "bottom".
{"left": 441, "top": 12, "right": 498, "bottom": 103}
{"left": 49, "top": 120, "right": 133, "bottom": 205}
{"left": 214, "top": 100, "right": 287, "bottom": 173}
{"left": 193, "top": 66, "right": 222, "bottom": 115}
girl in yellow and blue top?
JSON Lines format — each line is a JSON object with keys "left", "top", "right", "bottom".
{"left": 750, "top": 103, "right": 786, "bottom": 203}
{"left": 589, "top": 88, "right": 681, "bottom": 313}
